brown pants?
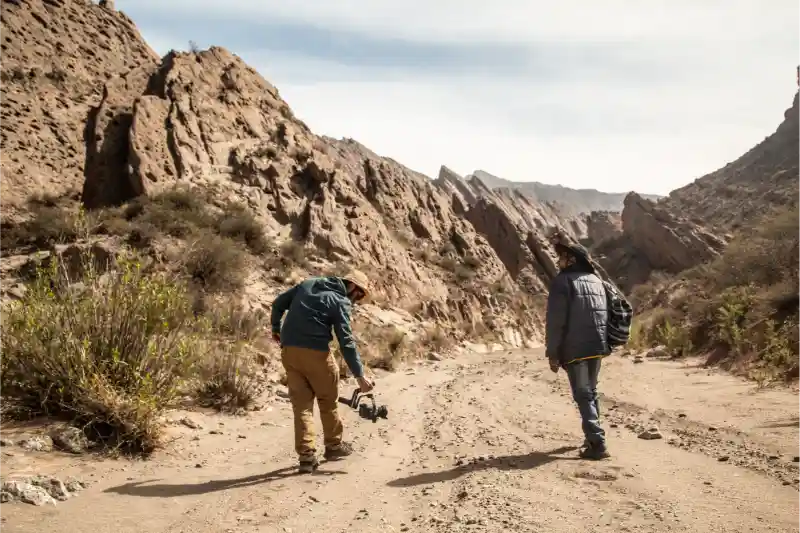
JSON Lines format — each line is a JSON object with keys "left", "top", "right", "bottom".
{"left": 281, "top": 346, "right": 344, "bottom": 460}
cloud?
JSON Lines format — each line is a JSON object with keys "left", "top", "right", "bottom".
{"left": 117, "top": 1, "right": 798, "bottom": 195}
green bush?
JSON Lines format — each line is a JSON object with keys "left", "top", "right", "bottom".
{"left": 0, "top": 254, "right": 205, "bottom": 454}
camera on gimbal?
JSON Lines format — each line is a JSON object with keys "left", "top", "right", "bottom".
{"left": 338, "top": 389, "right": 388, "bottom": 423}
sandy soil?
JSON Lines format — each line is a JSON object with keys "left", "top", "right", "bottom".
{"left": 2, "top": 348, "right": 798, "bottom": 533}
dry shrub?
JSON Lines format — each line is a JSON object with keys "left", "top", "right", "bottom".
{"left": 1, "top": 204, "right": 81, "bottom": 251}
{"left": 182, "top": 232, "right": 248, "bottom": 293}
{"left": 439, "top": 256, "right": 458, "bottom": 272}
{"left": 0, "top": 254, "right": 205, "bottom": 454}
{"left": 454, "top": 264, "right": 475, "bottom": 282}
{"left": 122, "top": 188, "right": 215, "bottom": 238}
{"left": 349, "top": 322, "right": 411, "bottom": 371}
{"left": 216, "top": 207, "right": 271, "bottom": 255}
{"left": 266, "top": 240, "right": 310, "bottom": 280}
{"left": 96, "top": 188, "right": 270, "bottom": 257}
{"left": 203, "top": 299, "right": 267, "bottom": 342}
{"left": 193, "top": 344, "right": 262, "bottom": 412}
{"left": 419, "top": 325, "right": 452, "bottom": 353}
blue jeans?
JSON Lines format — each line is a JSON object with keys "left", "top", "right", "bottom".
{"left": 565, "top": 358, "right": 605, "bottom": 449}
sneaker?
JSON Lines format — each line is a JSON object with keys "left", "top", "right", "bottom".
{"left": 324, "top": 441, "right": 355, "bottom": 461}
{"left": 298, "top": 457, "right": 319, "bottom": 473}
{"left": 579, "top": 445, "right": 611, "bottom": 461}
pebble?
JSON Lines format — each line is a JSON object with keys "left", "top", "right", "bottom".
{"left": 180, "top": 417, "right": 203, "bottom": 430}
{"left": 638, "top": 427, "right": 663, "bottom": 440}
{"left": 18, "top": 435, "right": 53, "bottom": 452}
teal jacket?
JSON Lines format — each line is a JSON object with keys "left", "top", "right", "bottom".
{"left": 270, "top": 277, "right": 364, "bottom": 378}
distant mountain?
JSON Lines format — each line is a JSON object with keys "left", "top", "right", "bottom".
{"left": 468, "top": 170, "right": 662, "bottom": 215}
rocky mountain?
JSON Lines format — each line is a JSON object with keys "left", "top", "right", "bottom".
{"left": 0, "top": 0, "right": 160, "bottom": 219}
{"left": 0, "top": 0, "right": 589, "bottom": 347}
{"left": 661, "top": 92, "right": 799, "bottom": 232}
{"left": 469, "top": 169, "right": 662, "bottom": 215}
{"left": 592, "top": 91, "right": 799, "bottom": 292}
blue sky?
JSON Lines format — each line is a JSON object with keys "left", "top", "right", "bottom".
{"left": 116, "top": 1, "right": 798, "bottom": 195}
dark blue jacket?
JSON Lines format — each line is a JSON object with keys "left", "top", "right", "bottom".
{"left": 270, "top": 277, "right": 364, "bottom": 378}
{"left": 545, "top": 263, "right": 610, "bottom": 365}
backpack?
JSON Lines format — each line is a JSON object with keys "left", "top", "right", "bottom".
{"left": 602, "top": 280, "right": 633, "bottom": 348}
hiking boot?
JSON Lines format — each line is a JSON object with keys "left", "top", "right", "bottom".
{"left": 298, "top": 456, "right": 319, "bottom": 474}
{"left": 580, "top": 445, "right": 611, "bottom": 461}
{"left": 324, "top": 441, "right": 355, "bottom": 461}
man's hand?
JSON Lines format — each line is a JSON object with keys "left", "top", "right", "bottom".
{"left": 357, "top": 376, "right": 374, "bottom": 393}
{"left": 549, "top": 359, "right": 560, "bottom": 373}
{"left": 271, "top": 332, "right": 281, "bottom": 344}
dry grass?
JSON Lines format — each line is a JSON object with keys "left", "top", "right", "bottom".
{"left": 335, "top": 320, "right": 456, "bottom": 374}
{"left": 0, "top": 254, "right": 205, "bottom": 454}
{"left": 0, "top": 250, "right": 269, "bottom": 453}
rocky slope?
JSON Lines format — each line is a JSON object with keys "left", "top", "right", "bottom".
{"left": 591, "top": 91, "right": 798, "bottom": 292}
{"left": 661, "top": 92, "right": 799, "bottom": 232}
{"left": 593, "top": 193, "right": 728, "bottom": 291}
{"left": 0, "top": 0, "right": 587, "bottom": 347}
{"left": 0, "top": 0, "right": 160, "bottom": 218}
{"left": 470, "top": 170, "right": 662, "bottom": 215}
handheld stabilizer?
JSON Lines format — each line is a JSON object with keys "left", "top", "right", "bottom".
{"left": 338, "top": 389, "right": 388, "bottom": 423}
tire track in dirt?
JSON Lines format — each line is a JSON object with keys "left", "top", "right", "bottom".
{"left": 2, "top": 349, "right": 797, "bottom": 533}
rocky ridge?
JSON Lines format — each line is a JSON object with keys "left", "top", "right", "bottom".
{"left": 469, "top": 169, "right": 663, "bottom": 215}
{"left": 0, "top": 0, "right": 588, "bottom": 347}
{"left": 662, "top": 92, "right": 799, "bottom": 232}
{"left": 590, "top": 92, "right": 798, "bottom": 291}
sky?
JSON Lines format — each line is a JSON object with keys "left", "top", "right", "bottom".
{"left": 116, "top": 1, "right": 798, "bottom": 195}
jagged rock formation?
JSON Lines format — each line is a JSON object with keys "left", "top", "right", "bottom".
{"left": 0, "top": 0, "right": 159, "bottom": 219}
{"left": 621, "top": 192, "right": 726, "bottom": 272}
{"left": 469, "top": 170, "right": 662, "bottom": 215}
{"left": 592, "top": 193, "right": 727, "bottom": 291}
{"left": 661, "top": 93, "right": 799, "bottom": 232}
{"left": 583, "top": 211, "right": 622, "bottom": 248}
{"left": 0, "top": 0, "right": 591, "bottom": 345}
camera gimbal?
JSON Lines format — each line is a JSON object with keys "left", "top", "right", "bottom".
{"left": 337, "top": 389, "right": 388, "bottom": 423}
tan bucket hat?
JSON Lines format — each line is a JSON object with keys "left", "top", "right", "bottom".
{"left": 341, "top": 269, "right": 371, "bottom": 301}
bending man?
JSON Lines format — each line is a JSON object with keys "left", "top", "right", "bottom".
{"left": 271, "top": 269, "right": 373, "bottom": 473}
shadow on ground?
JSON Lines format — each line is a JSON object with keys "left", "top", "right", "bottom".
{"left": 104, "top": 465, "right": 347, "bottom": 498}
{"left": 759, "top": 417, "right": 800, "bottom": 429}
{"left": 387, "top": 445, "right": 580, "bottom": 488}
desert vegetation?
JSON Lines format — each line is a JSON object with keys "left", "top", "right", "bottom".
{"left": 628, "top": 204, "right": 799, "bottom": 383}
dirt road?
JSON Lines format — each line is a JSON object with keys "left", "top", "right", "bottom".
{"left": 2, "top": 348, "right": 798, "bottom": 533}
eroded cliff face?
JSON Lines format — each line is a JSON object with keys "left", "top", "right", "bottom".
{"left": 662, "top": 93, "right": 799, "bottom": 232}
{"left": 583, "top": 211, "right": 622, "bottom": 248}
{"left": 621, "top": 192, "right": 726, "bottom": 273}
{"left": 0, "top": 0, "right": 159, "bottom": 218}
{"left": 1, "top": 2, "right": 590, "bottom": 345}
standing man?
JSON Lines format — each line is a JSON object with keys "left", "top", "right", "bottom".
{"left": 271, "top": 269, "right": 374, "bottom": 473}
{"left": 545, "top": 239, "right": 611, "bottom": 460}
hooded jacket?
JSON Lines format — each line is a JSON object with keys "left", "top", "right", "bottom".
{"left": 545, "top": 262, "right": 610, "bottom": 365}
{"left": 270, "top": 277, "right": 364, "bottom": 378}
